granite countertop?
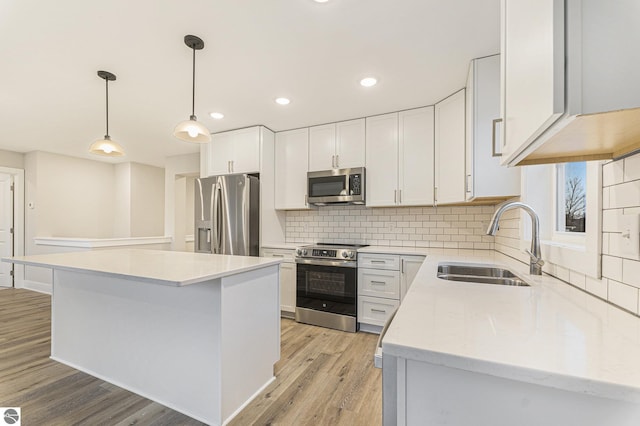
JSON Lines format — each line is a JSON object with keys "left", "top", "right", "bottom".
{"left": 4, "top": 249, "right": 281, "bottom": 287}
{"left": 382, "top": 250, "right": 640, "bottom": 403}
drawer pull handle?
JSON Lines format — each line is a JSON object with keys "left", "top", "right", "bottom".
{"left": 371, "top": 260, "right": 386, "bottom": 264}
{"left": 371, "top": 308, "right": 387, "bottom": 314}
{"left": 371, "top": 280, "right": 386, "bottom": 285}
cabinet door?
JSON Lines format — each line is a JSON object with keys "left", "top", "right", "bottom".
{"left": 275, "top": 128, "right": 310, "bottom": 210}
{"left": 400, "top": 255, "right": 425, "bottom": 301}
{"left": 336, "top": 118, "right": 365, "bottom": 169}
{"left": 232, "top": 127, "right": 261, "bottom": 174}
{"left": 435, "top": 89, "right": 466, "bottom": 205}
{"left": 468, "top": 55, "right": 520, "bottom": 200}
{"left": 207, "top": 132, "right": 234, "bottom": 176}
{"left": 308, "top": 123, "right": 336, "bottom": 172}
{"left": 279, "top": 262, "right": 296, "bottom": 314}
{"left": 501, "top": 0, "right": 564, "bottom": 164}
{"left": 365, "top": 113, "right": 399, "bottom": 207}
{"left": 399, "top": 107, "right": 435, "bottom": 206}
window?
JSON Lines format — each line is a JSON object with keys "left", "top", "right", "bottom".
{"left": 520, "top": 161, "right": 601, "bottom": 279}
{"left": 556, "top": 162, "right": 586, "bottom": 233}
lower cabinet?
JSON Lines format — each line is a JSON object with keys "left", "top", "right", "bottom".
{"left": 261, "top": 247, "right": 296, "bottom": 317}
{"left": 358, "top": 253, "right": 425, "bottom": 332}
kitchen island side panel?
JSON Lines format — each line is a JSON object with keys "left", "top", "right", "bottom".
{"left": 220, "top": 264, "right": 280, "bottom": 421}
{"left": 50, "top": 265, "right": 279, "bottom": 425}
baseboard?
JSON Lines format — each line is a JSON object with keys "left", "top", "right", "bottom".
{"left": 22, "top": 280, "right": 52, "bottom": 295}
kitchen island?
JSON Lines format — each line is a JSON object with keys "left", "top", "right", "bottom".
{"left": 378, "top": 249, "right": 640, "bottom": 426}
{"left": 5, "top": 249, "right": 281, "bottom": 426}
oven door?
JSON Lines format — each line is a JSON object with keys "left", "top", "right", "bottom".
{"left": 296, "top": 260, "right": 357, "bottom": 317}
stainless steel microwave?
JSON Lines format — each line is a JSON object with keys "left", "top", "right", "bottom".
{"left": 307, "top": 167, "right": 365, "bottom": 206}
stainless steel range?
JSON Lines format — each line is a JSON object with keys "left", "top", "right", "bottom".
{"left": 295, "top": 243, "right": 368, "bottom": 332}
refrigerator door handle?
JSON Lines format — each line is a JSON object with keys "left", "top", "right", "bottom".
{"left": 212, "top": 181, "right": 222, "bottom": 254}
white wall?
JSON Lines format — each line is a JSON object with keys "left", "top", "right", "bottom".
{"left": 130, "top": 162, "right": 164, "bottom": 237}
{"left": 114, "top": 163, "right": 132, "bottom": 237}
{"left": 0, "top": 149, "right": 24, "bottom": 169}
{"left": 164, "top": 153, "right": 199, "bottom": 251}
{"left": 25, "top": 151, "right": 115, "bottom": 240}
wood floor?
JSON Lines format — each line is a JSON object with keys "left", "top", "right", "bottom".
{"left": 0, "top": 289, "right": 382, "bottom": 425}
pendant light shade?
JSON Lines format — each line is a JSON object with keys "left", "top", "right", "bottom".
{"left": 90, "top": 70, "right": 125, "bottom": 157}
{"left": 174, "top": 35, "right": 211, "bottom": 143}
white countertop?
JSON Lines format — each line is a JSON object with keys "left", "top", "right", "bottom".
{"left": 5, "top": 249, "right": 281, "bottom": 287}
{"left": 383, "top": 250, "right": 640, "bottom": 403}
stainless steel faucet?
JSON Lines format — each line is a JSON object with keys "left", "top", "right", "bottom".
{"left": 486, "top": 201, "right": 544, "bottom": 275}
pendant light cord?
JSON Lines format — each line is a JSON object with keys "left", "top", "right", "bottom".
{"left": 191, "top": 45, "right": 196, "bottom": 118}
{"left": 105, "top": 77, "right": 110, "bottom": 137}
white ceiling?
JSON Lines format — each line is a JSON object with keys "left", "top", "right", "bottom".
{"left": 0, "top": 0, "right": 500, "bottom": 167}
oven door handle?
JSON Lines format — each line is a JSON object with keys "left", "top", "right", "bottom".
{"left": 295, "top": 258, "right": 357, "bottom": 268}
{"left": 374, "top": 307, "right": 399, "bottom": 369}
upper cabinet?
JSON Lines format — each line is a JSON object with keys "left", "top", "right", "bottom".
{"left": 275, "top": 128, "right": 310, "bottom": 210}
{"left": 435, "top": 89, "right": 466, "bottom": 205}
{"left": 366, "top": 108, "right": 434, "bottom": 207}
{"left": 308, "top": 119, "right": 365, "bottom": 172}
{"left": 501, "top": 0, "right": 640, "bottom": 166}
{"left": 466, "top": 55, "right": 520, "bottom": 201}
{"left": 201, "top": 127, "right": 261, "bottom": 177}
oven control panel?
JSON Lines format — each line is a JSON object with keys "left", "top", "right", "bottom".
{"left": 312, "top": 249, "right": 336, "bottom": 257}
{"left": 295, "top": 244, "right": 364, "bottom": 261}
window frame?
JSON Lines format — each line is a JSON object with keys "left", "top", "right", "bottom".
{"left": 552, "top": 163, "right": 587, "bottom": 245}
{"left": 519, "top": 161, "right": 602, "bottom": 279}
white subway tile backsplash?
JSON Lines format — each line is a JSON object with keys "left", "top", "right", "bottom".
{"left": 602, "top": 209, "right": 623, "bottom": 232}
{"left": 609, "top": 181, "right": 640, "bottom": 209}
{"left": 569, "top": 270, "right": 586, "bottom": 290}
{"left": 608, "top": 280, "right": 639, "bottom": 314}
{"left": 585, "top": 276, "right": 608, "bottom": 299}
{"left": 622, "top": 259, "right": 640, "bottom": 289}
{"left": 602, "top": 255, "right": 623, "bottom": 282}
{"left": 603, "top": 160, "right": 624, "bottom": 186}
{"left": 625, "top": 155, "right": 640, "bottom": 182}
{"left": 284, "top": 204, "right": 495, "bottom": 250}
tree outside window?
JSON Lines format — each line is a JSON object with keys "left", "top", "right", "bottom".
{"left": 557, "top": 162, "right": 586, "bottom": 233}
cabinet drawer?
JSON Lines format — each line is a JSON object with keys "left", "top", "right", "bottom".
{"left": 358, "top": 268, "right": 400, "bottom": 299}
{"left": 261, "top": 248, "right": 295, "bottom": 263}
{"left": 358, "top": 253, "right": 400, "bottom": 270}
{"left": 358, "top": 296, "right": 399, "bottom": 327}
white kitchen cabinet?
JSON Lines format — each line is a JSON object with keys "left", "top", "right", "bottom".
{"left": 358, "top": 253, "right": 424, "bottom": 332}
{"left": 365, "top": 113, "right": 399, "bottom": 206}
{"left": 275, "top": 128, "right": 310, "bottom": 210}
{"left": 500, "top": 0, "right": 640, "bottom": 165}
{"left": 465, "top": 55, "right": 520, "bottom": 201}
{"left": 400, "top": 255, "right": 425, "bottom": 300}
{"left": 308, "top": 119, "right": 365, "bottom": 172}
{"left": 366, "top": 108, "right": 434, "bottom": 207}
{"left": 200, "top": 126, "right": 260, "bottom": 177}
{"left": 261, "top": 247, "right": 296, "bottom": 316}
{"left": 435, "top": 89, "right": 466, "bottom": 205}
{"left": 399, "top": 107, "right": 435, "bottom": 206}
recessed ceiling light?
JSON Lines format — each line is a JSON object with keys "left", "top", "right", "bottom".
{"left": 275, "top": 97, "right": 291, "bottom": 105}
{"left": 360, "top": 77, "right": 377, "bottom": 87}
{"left": 210, "top": 112, "right": 224, "bottom": 119}
{"left": 314, "top": 0, "right": 330, "bottom": 3}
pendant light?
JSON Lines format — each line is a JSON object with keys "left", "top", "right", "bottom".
{"left": 173, "top": 35, "right": 211, "bottom": 143}
{"left": 89, "top": 71, "right": 125, "bottom": 157}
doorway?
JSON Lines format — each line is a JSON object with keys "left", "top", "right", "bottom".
{"left": 0, "top": 167, "right": 24, "bottom": 288}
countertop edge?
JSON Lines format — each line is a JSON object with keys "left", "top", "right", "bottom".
{"left": 4, "top": 252, "right": 282, "bottom": 286}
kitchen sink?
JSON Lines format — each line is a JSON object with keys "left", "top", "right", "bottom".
{"left": 437, "top": 263, "right": 530, "bottom": 287}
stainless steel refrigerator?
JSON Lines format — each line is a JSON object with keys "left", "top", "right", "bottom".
{"left": 194, "top": 174, "right": 259, "bottom": 256}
